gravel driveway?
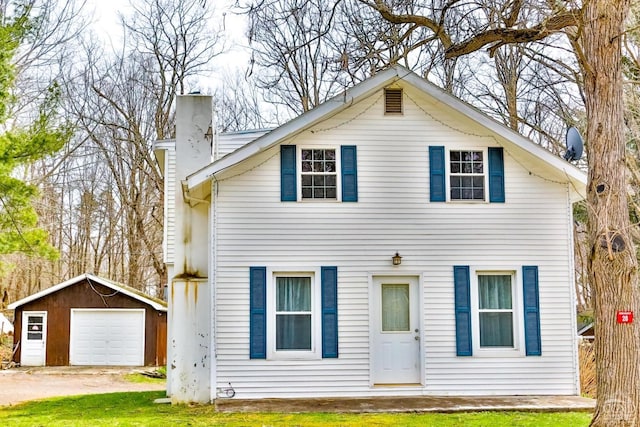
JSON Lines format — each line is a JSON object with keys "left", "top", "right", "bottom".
{"left": 0, "top": 367, "right": 165, "bottom": 406}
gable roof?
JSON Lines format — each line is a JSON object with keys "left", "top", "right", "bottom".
{"left": 7, "top": 273, "right": 167, "bottom": 312}
{"left": 186, "top": 65, "right": 586, "bottom": 198}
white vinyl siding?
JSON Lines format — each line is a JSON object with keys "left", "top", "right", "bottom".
{"left": 164, "top": 147, "right": 176, "bottom": 263}
{"left": 211, "top": 83, "right": 578, "bottom": 398}
{"left": 216, "top": 130, "right": 270, "bottom": 159}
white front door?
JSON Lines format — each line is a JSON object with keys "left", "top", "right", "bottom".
{"left": 371, "top": 276, "right": 421, "bottom": 384}
{"left": 21, "top": 311, "right": 47, "bottom": 366}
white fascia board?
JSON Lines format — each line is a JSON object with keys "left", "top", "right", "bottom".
{"left": 186, "top": 67, "right": 401, "bottom": 190}
{"left": 152, "top": 139, "right": 175, "bottom": 177}
{"left": 8, "top": 273, "right": 167, "bottom": 312}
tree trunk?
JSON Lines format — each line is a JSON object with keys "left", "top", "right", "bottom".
{"left": 583, "top": 1, "right": 640, "bottom": 425}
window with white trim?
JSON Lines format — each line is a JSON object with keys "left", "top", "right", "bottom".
{"left": 470, "top": 270, "right": 524, "bottom": 356}
{"left": 301, "top": 149, "right": 337, "bottom": 200}
{"left": 477, "top": 274, "right": 514, "bottom": 348}
{"left": 268, "top": 271, "right": 321, "bottom": 359}
{"left": 449, "top": 150, "right": 485, "bottom": 200}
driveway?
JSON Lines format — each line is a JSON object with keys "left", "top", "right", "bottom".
{"left": 0, "top": 367, "right": 165, "bottom": 406}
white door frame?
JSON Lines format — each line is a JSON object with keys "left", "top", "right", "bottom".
{"left": 369, "top": 274, "right": 423, "bottom": 386}
{"left": 21, "top": 311, "right": 47, "bottom": 366}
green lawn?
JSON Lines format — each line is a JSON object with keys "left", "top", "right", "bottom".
{"left": 0, "top": 391, "right": 592, "bottom": 427}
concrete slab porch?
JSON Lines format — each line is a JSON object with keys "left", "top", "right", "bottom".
{"left": 216, "top": 395, "right": 595, "bottom": 414}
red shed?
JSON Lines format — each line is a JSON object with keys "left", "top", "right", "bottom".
{"left": 8, "top": 273, "right": 166, "bottom": 367}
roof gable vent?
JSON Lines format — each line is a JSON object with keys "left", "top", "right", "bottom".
{"left": 384, "top": 88, "right": 403, "bottom": 114}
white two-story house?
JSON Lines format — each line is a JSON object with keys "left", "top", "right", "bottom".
{"left": 154, "top": 66, "right": 586, "bottom": 403}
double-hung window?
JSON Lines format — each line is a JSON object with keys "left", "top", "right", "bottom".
{"left": 275, "top": 276, "right": 312, "bottom": 351}
{"left": 449, "top": 150, "right": 485, "bottom": 201}
{"left": 267, "top": 271, "right": 321, "bottom": 359}
{"left": 281, "top": 145, "right": 357, "bottom": 202}
{"left": 301, "top": 149, "right": 337, "bottom": 200}
{"left": 477, "top": 274, "right": 514, "bottom": 348}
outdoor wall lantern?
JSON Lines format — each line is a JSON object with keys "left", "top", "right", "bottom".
{"left": 392, "top": 252, "right": 402, "bottom": 266}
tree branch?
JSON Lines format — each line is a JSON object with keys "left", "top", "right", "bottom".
{"left": 445, "top": 10, "right": 580, "bottom": 58}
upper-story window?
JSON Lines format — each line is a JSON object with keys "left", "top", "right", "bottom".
{"left": 449, "top": 150, "right": 485, "bottom": 201}
{"left": 301, "top": 149, "right": 337, "bottom": 200}
{"left": 281, "top": 145, "right": 357, "bottom": 203}
{"left": 429, "top": 146, "right": 504, "bottom": 204}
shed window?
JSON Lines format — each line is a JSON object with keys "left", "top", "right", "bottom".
{"left": 27, "top": 315, "right": 44, "bottom": 340}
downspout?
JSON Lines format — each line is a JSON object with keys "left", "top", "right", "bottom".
{"left": 567, "top": 183, "right": 581, "bottom": 395}
{"left": 209, "top": 177, "right": 218, "bottom": 401}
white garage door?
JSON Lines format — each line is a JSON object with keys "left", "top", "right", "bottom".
{"left": 70, "top": 309, "right": 145, "bottom": 366}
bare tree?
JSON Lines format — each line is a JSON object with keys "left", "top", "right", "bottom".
{"left": 243, "top": 0, "right": 349, "bottom": 116}
{"left": 214, "top": 69, "right": 278, "bottom": 132}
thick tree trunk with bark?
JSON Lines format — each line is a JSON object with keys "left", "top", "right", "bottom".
{"left": 583, "top": 1, "right": 640, "bottom": 425}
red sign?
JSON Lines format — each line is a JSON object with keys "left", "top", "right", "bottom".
{"left": 617, "top": 311, "right": 634, "bottom": 324}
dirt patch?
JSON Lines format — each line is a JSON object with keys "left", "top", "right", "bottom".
{"left": 0, "top": 367, "right": 166, "bottom": 407}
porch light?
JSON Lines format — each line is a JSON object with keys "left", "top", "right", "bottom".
{"left": 392, "top": 252, "right": 402, "bottom": 266}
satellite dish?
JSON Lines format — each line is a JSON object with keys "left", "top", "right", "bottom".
{"left": 563, "top": 126, "right": 584, "bottom": 161}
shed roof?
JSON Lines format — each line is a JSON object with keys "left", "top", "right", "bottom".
{"left": 7, "top": 273, "right": 167, "bottom": 312}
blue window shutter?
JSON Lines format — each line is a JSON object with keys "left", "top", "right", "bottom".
{"left": 321, "top": 266, "right": 338, "bottom": 358}
{"left": 453, "top": 265, "right": 472, "bottom": 356}
{"left": 488, "top": 147, "right": 505, "bottom": 203}
{"left": 281, "top": 145, "right": 297, "bottom": 201}
{"left": 523, "top": 266, "right": 541, "bottom": 356}
{"left": 249, "top": 267, "right": 267, "bottom": 359}
{"left": 341, "top": 146, "right": 358, "bottom": 202}
{"left": 429, "top": 146, "right": 446, "bottom": 202}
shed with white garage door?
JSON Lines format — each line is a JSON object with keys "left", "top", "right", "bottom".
{"left": 7, "top": 274, "right": 167, "bottom": 367}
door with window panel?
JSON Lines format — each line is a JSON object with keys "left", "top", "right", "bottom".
{"left": 371, "top": 276, "right": 421, "bottom": 384}
{"left": 21, "top": 311, "right": 47, "bottom": 366}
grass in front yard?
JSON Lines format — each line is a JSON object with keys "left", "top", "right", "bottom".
{"left": 0, "top": 391, "right": 592, "bottom": 427}
{"left": 124, "top": 370, "right": 166, "bottom": 384}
